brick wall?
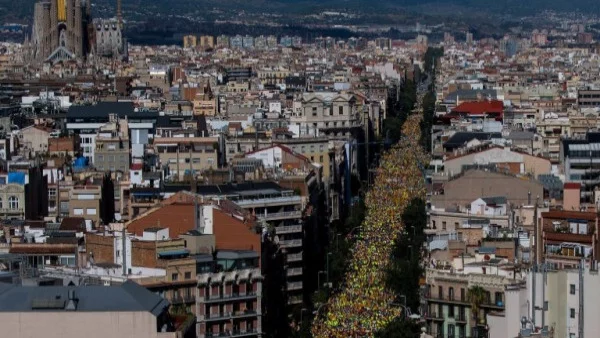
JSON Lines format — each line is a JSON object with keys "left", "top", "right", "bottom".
{"left": 85, "top": 233, "right": 114, "bottom": 264}
{"left": 131, "top": 240, "right": 157, "bottom": 267}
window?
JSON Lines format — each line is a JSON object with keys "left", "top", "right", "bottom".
{"left": 442, "top": 221, "right": 447, "bottom": 230}
{"left": 448, "top": 304, "right": 455, "bottom": 317}
{"left": 458, "top": 325, "right": 465, "bottom": 337}
{"left": 116, "top": 250, "right": 120, "bottom": 258}
{"left": 454, "top": 222, "right": 459, "bottom": 228}
{"left": 8, "top": 196, "right": 18, "bottom": 210}
{"left": 172, "top": 273, "right": 179, "bottom": 281}
{"left": 73, "top": 208, "right": 84, "bottom": 215}
{"left": 448, "top": 324, "right": 455, "bottom": 336}
{"left": 438, "top": 286, "right": 443, "bottom": 299}
{"left": 461, "top": 288, "right": 465, "bottom": 301}
{"left": 86, "top": 208, "right": 97, "bottom": 215}
{"left": 312, "top": 107, "right": 317, "bottom": 116}
{"left": 449, "top": 287, "right": 454, "bottom": 300}
{"left": 495, "top": 292, "right": 503, "bottom": 305}
{"left": 570, "top": 308, "right": 576, "bottom": 318}
{"left": 338, "top": 106, "right": 343, "bottom": 115}
{"left": 319, "top": 155, "right": 324, "bottom": 162}
{"left": 432, "top": 220, "right": 436, "bottom": 229}
{"left": 185, "top": 272, "right": 192, "bottom": 279}
{"left": 570, "top": 284, "right": 576, "bottom": 294}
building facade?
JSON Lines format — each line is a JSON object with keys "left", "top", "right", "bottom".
{"left": 29, "top": 0, "right": 92, "bottom": 63}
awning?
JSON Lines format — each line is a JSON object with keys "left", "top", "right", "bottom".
{"left": 157, "top": 249, "right": 189, "bottom": 258}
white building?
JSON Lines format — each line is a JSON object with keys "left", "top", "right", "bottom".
{"left": 470, "top": 196, "right": 508, "bottom": 216}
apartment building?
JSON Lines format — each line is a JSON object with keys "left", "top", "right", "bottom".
{"left": 153, "top": 137, "right": 219, "bottom": 181}
{"left": 577, "top": 88, "right": 600, "bottom": 107}
{"left": 94, "top": 118, "right": 130, "bottom": 173}
{"left": 536, "top": 115, "right": 570, "bottom": 164}
{"left": 293, "top": 92, "right": 361, "bottom": 138}
{"left": 86, "top": 229, "right": 198, "bottom": 314}
{"left": 430, "top": 170, "right": 544, "bottom": 211}
{"left": 0, "top": 183, "right": 25, "bottom": 220}
{"left": 196, "top": 252, "right": 262, "bottom": 338}
{"left": 443, "top": 145, "right": 551, "bottom": 178}
{"left": 425, "top": 256, "right": 524, "bottom": 338}
{"left": 561, "top": 132, "right": 600, "bottom": 202}
{"left": 257, "top": 67, "right": 290, "bottom": 86}
{"left": 18, "top": 125, "right": 51, "bottom": 154}
{"left": 229, "top": 185, "right": 305, "bottom": 305}
{"left": 540, "top": 210, "right": 598, "bottom": 269}
{"left": 69, "top": 185, "right": 102, "bottom": 224}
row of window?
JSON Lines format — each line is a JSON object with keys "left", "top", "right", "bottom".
{"left": 436, "top": 286, "right": 503, "bottom": 304}
{"left": 310, "top": 106, "right": 347, "bottom": 116}
{"left": 73, "top": 208, "right": 96, "bottom": 216}
{"left": 0, "top": 196, "right": 19, "bottom": 210}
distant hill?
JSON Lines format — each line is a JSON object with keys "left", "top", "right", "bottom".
{"left": 1, "top": 0, "right": 599, "bottom": 25}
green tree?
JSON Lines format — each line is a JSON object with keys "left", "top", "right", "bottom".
{"left": 375, "top": 316, "right": 421, "bottom": 338}
{"left": 386, "top": 198, "right": 426, "bottom": 311}
{"left": 383, "top": 117, "right": 404, "bottom": 145}
{"left": 467, "top": 286, "right": 487, "bottom": 336}
{"left": 420, "top": 91, "right": 436, "bottom": 152}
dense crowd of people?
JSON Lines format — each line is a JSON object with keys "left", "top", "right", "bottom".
{"left": 312, "top": 115, "right": 429, "bottom": 337}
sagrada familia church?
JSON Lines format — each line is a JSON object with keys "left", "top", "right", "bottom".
{"left": 24, "top": 0, "right": 125, "bottom": 64}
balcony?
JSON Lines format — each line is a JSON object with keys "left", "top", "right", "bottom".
{"left": 235, "top": 195, "right": 302, "bottom": 208}
{"left": 171, "top": 295, "right": 196, "bottom": 304}
{"left": 544, "top": 231, "right": 593, "bottom": 244}
{"left": 426, "top": 312, "right": 445, "bottom": 321}
{"left": 205, "top": 329, "right": 259, "bottom": 338}
{"left": 232, "top": 329, "right": 258, "bottom": 337}
{"left": 454, "top": 313, "right": 468, "bottom": 323}
{"left": 203, "top": 292, "right": 258, "bottom": 304}
{"left": 280, "top": 239, "right": 303, "bottom": 248}
{"left": 204, "top": 312, "right": 233, "bottom": 321}
{"left": 204, "top": 310, "right": 258, "bottom": 322}
{"left": 287, "top": 281, "right": 303, "bottom": 291}
{"left": 275, "top": 225, "right": 303, "bottom": 234}
{"left": 286, "top": 267, "right": 303, "bottom": 277}
{"left": 480, "top": 301, "right": 505, "bottom": 310}
{"left": 286, "top": 252, "right": 303, "bottom": 263}
{"left": 258, "top": 211, "right": 302, "bottom": 221}
{"left": 426, "top": 294, "right": 469, "bottom": 305}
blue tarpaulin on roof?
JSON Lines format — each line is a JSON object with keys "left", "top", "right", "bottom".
{"left": 7, "top": 172, "right": 25, "bottom": 185}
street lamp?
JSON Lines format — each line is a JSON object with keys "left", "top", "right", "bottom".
{"left": 326, "top": 252, "right": 332, "bottom": 286}
{"left": 318, "top": 270, "right": 326, "bottom": 290}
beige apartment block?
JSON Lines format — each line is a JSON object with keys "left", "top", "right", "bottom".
{"left": 154, "top": 137, "right": 219, "bottom": 181}
{"left": 69, "top": 185, "right": 102, "bottom": 224}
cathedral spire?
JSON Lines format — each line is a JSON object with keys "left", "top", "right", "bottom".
{"left": 116, "top": 0, "right": 122, "bottom": 29}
